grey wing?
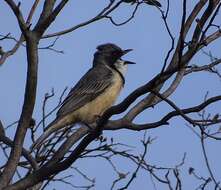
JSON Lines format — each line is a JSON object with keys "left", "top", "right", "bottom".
{"left": 57, "top": 65, "right": 113, "bottom": 117}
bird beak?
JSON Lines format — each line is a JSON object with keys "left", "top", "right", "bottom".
{"left": 124, "top": 60, "right": 136, "bottom": 64}
{"left": 123, "top": 49, "right": 133, "bottom": 55}
{"left": 121, "top": 49, "right": 135, "bottom": 64}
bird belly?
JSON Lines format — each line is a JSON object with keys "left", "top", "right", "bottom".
{"left": 75, "top": 73, "right": 123, "bottom": 124}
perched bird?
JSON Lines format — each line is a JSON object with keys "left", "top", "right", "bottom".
{"left": 31, "top": 43, "right": 135, "bottom": 150}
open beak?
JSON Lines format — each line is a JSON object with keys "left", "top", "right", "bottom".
{"left": 124, "top": 60, "right": 136, "bottom": 64}
{"left": 121, "top": 49, "right": 135, "bottom": 64}
{"left": 123, "top": 49, "right": 133, "bottom": 55}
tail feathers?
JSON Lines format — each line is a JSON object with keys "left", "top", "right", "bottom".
{"left": 30, "top": 131, "right": 51, "bottom": 150}
{"left": 30, "top": 118, "right": 63, "bottom": 151}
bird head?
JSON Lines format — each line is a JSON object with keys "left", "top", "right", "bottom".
{"left": 93, "top": 43, "right": 135, "bottom": 67}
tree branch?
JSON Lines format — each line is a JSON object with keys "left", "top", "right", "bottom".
{"left": 4, "top": 0, "right": 28, "bottom": 34}
{"left": 0, "top": 33, "right": 39, "bottom": 188}
{"left": 105, "top": 95, "right": 221, "bottom": 130}
{"left": 42, "top": 0, "right": 119, "bottom": 39}
{"left": 0, "top": 134, "right": 38, "bottom": 170}
{"left": 34, "top": 0, "right": 69, "bottom": 36}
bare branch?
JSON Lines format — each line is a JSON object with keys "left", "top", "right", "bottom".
{"left": 39, "top": 37, "right": 64, "bottom": 54}
{"left": 118, "top": 136, "right": 150, "bottom": 190}
{"left": 1, "top": 0, "right": 40, "bottom": 65}
{"left": 0, "top": 32, "right": 39, "bottom": 188}
{"left": 0, "top": 134, "right": 38, "bottom": 170}
{"left": 185, "top": 58, "right": 221, "bottom": 76}
{"left": 160, "top": 0, "right": 175, "bottom": 73}
{"left": 42, "top": 0, "right": 118, "bottom": 39}
{"left": 105, "top": 2, "right": 141, "bottom": 26}
{"left": 4, "top": 0, "right": 27, "bottom": 33}
{"left": 26, "top": 0, "right": 41, "bottom": 25}
{"left": 34, "top": 0, "right": 69, "bottom": 36}
{"left": 200, "top": 130, "right": 220, "bottom": 187}
{"left": 105, "top": 95, "right": 221, "bottom": 130}
{"left": 34, "top": 0, "right": 56, "bottom": 27}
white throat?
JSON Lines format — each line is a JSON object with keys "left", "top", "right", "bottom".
{"left": 114, "top": 59, "right": 128, "bottom": 76}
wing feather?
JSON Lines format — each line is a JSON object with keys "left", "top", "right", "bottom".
{"left": 57, "top": 65, "right": 113, "bottom": 117}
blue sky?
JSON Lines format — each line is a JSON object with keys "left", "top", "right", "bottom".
{"left": 0, "top": 1, "right": 221, "bottom": 189}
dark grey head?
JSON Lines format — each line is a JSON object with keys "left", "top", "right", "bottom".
{"left": 93, "top": 43, "right": 133, "bottom": 67}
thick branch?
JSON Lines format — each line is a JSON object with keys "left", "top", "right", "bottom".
{"left": 105, "top": 95, "right": 221, "bottom": 130}
{"left": 26, "top": 0, "right": 41, "bottom": 25}
{"left": 34, "top": 0, "right": 56, "bottom": 29}
{"left": 1, "top": 0, "right": 40, "bottom": 65}
{"left": 125, "top": 0, "right": 220, "bottom": 120}
{"left": 0, "top": 135, "right": 38, "bottom": 170}
{"left": 4, "top": 0, "right": 28, "bottom": 34}
{"left": 34, "top": 0, "right": 69, "bottom": 36}
{"left": 0, "top": 33, "right": 39, "bottom": 188}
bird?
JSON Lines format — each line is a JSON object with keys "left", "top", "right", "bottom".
{"left": 31, "top": 43, "right": 135, "bottom": 150}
